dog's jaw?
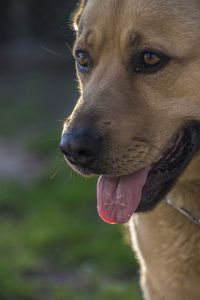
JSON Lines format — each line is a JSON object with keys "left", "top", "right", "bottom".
{"left": 96, "top": 123, "right": 200, "bottom": 223}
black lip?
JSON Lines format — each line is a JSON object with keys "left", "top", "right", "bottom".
{"left": 136, "top": 122, "right": 200, "bottom": 213}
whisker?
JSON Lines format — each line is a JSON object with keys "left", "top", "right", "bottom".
{"left": 65, "top": 41, "right": 73, "bottom": 55}
{"left": 149, "top": 143, "right": 162, "bottom": 152}
{"left": 70, "top": 170, "right": 73, "bottom": 178}
{"left": 41, "top": 45, "right": 68, "bottom": 58}
{"left": 49, "top": 162, "right": 66, "bottom": 180}
{"left": 40, "top": 137, "right": 60, "bottom": 143}
{"left": 49, "top": 171, "right": 59, "bottom": 180}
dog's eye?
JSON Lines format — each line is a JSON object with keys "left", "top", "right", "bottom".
{"left": 75, "top": 50, "right": 90, "bottom": 72}
{"left": 143, "top": 53, "right": 161, "bottom": 65}
{"left": 135, "top": 50, "right": 170, "bottom": 74}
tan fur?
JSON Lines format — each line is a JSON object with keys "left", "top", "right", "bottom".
{"left": 129, "top": 156, "right": 200, "bottom": 299}
{"left": 64, "top": 0, "right": 200, "bottom": 298}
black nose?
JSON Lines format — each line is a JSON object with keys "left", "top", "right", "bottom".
{"left": 60, "top": 128, "right": 102, "bottom": 166}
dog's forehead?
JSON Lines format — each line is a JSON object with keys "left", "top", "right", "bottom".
{"left": 78, "top": 0, "right": 200, "bottom": 56}
{"left": 83, "top": 0, "right": 200, "bottom": 18}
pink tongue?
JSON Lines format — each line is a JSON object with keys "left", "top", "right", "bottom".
{"left": 97, "top": 168, "right": 150, "bottom": 224}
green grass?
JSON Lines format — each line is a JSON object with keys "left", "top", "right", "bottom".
{"left": 0, "top": 147, "right": 143, "bottom": 299}
{"left": 0, "top": 72, "right": 143, "bottom": 299}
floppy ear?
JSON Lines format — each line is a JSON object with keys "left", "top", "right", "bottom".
{"left": 72, "top": 0, "right": 88, "bottom": 31}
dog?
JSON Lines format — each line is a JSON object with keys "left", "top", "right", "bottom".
{"left": 60, "top": 0, "right": 200, "bottom": 299}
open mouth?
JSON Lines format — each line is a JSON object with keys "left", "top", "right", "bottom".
{"left": 97, "top": 123, "right": 200, "bottom": 224}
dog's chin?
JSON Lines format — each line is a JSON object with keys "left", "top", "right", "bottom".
{"left": 64, "top": 160, "right": 95, "bottom": 177}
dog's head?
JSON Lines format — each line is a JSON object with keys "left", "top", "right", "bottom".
{"left": 61, "top": 0, "right": 200, "bottom": 224}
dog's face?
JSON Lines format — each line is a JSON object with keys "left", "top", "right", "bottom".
{"left": 61, "top": 0, "right": 200, "bottom": 224}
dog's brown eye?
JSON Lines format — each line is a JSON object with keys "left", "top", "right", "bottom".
{"left": 143, "top": 53, "right": 161, "bottom": 65}
{"left": 75, "top": 50, "right": 90, "bottom": 72}
{"left": 77, "top": 52, "right": 89, "bottom": 67}
{"left": 134, "top": 50, "right": 170, "bottom": 74}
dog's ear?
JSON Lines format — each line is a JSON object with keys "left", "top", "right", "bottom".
{"left": 72, "top": 0, "right": 87, "bottom": 31}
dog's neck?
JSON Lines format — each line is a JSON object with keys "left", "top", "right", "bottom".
{"left": 167, "top": 151, "right": 200, "bottom": 226}
{"left": 129, "top": 152, "right": 200, "bottom": 299}
{"left": 165, "top": 197, "right": 200, "bottom": 226}
{"left": 177, "top": 150, "right": 200, "bottom": 183}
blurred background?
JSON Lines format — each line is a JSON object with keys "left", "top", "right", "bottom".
{"left": 0, "top": 1, "right": 143, "bottom": 299}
